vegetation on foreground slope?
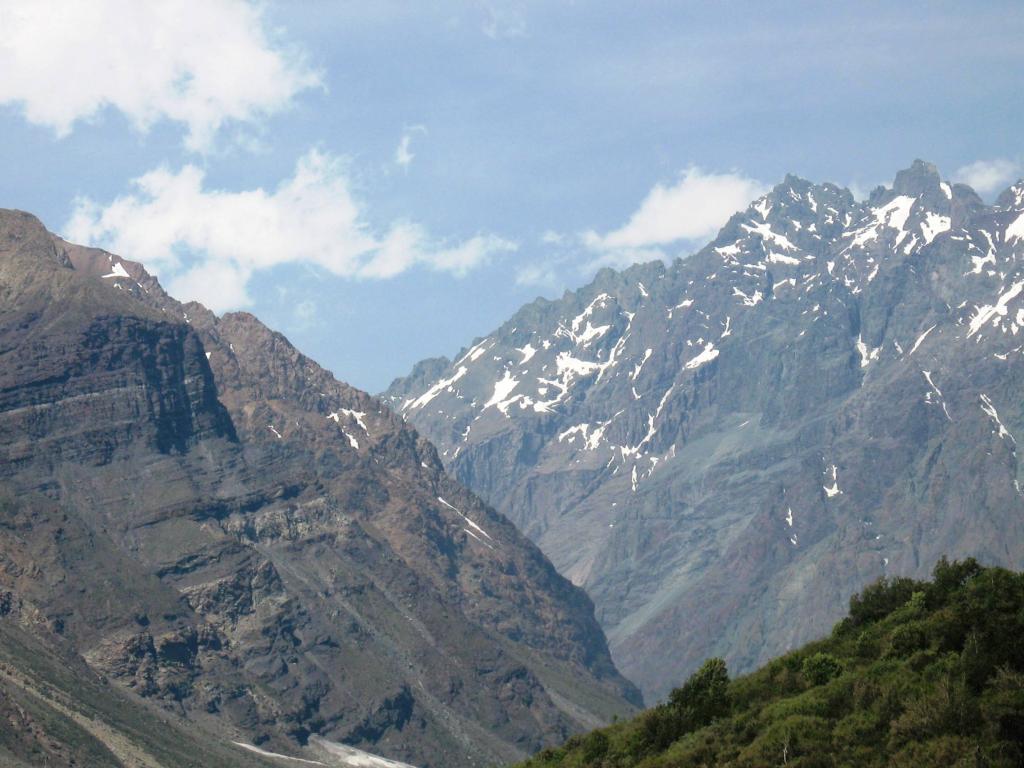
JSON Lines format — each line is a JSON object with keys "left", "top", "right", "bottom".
{"left": 516, "top": 559, "right": 1024, "bottom": 767}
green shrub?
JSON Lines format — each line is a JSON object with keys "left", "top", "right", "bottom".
{"left": 928, "top": 557, "right": 983, "bottom": 607}
{"left": 888, "top": 676, "right": 978, "bottom": 749}
{"left": 887, "top": 734, "right": 976, "bottom": 768}
{"left": 854, "top": 629, "right": 881, "bottom": 659}
{"left": 667, "top": 657, "right": 731, "bottom": 723}
{"left": 979, "top": 666, "right": 1024, "bottom": 747}
{"left": 832, "top": 707, "right": 886, "bottom": 754}
{"left": 849, "top": 576, "right": 922, "bottom": 626}
{"left": 636, "top": 657, "right": 731, "bottom": 753}
{"left": 760, "top": 688, "right": 829, "bottom": 721}
{"left": 580, "top": 730, "right": 608, "bottom": 764}
{"left": 802, "top": 652, "right": 843, "bottom": 685}
{"left": 738, "top": 714, "right": 831, "bottom": 766}
{"left": 886, "top": 622, "right": 929, "bottom": 658}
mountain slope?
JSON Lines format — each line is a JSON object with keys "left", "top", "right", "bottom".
{"left": 0, "top": 209, "right": 639, "bottom": 768}
{"left": 0, "top": 605, "right": 288, "bottom": 768}
{"left": 515, "top": 559, "right": 1024, "bottom": 768}
{"left": 385, "top": 161, "right": 1024, "bottom": 700}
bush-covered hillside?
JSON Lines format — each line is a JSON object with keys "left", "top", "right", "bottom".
{"left": 516, "top": 559, "right": 1024, "bottom": 767}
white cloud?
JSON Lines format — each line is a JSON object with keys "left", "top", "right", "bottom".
{"left": 847, "top": 180, "right": 877, "bottom": 202}
{"left": 480, "top": 1, "right": 527, "bottom": 39}
{"left": 395, "top": 135, "right": 415, "bottom": 167}
{"left": 583, "top": 167, "right": 767, "bottom": 252}
{"left": 954, "top": 158, "right": 1022, "bottom": 197}
{"left": 65, "top": 149, "right": 516, "bottom": 313}
{"left": 515, "top": 263, "right": 557, "bottom": 287}
{"left": 0, "top": 0, "right": 320, "bottom": 151}
{"left": 394, "top": 125, "right": 427, "bottom": 168}
{"left": 291, "top": 299, "right": 318, "bottom": 330}
{"left": 170, "top": 260, "right": 254, "bottom": 312}
{"left": 521, "top": 167, "right": 767, "bottom": 282}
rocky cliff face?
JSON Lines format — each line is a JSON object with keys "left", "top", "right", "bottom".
{"left": 0, "top": 209, "right": 639, "bottom": 768}
{"left": 386, "top": 161, "right": 1024, "bottom": 701}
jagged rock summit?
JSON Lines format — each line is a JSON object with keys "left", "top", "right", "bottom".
{"left": 386, "top": 161, "right": 1024, "bottom": 701}
{"left": 0, "top": 209, "right": 639, "bottom": 768}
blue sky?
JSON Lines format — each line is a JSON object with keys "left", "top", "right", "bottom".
{"left": 1, "top": 1, "right": 1022, "bottom": 392}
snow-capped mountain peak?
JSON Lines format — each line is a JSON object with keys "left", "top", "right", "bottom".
{"left": 386, "top": 162, "right": 1024, "bottom": 700}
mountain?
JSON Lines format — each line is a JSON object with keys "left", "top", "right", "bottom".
{"left": 0, "top": 609, "right": 286, "bottom": 768}
{"left": 515, "top": 559, "right": 1024, "bottom": 768}
{"left": 0, "top": 209, "right": 640, "bottom": 768}
{"left": 385, "top": 161, "right": 1024, "bottom": 701}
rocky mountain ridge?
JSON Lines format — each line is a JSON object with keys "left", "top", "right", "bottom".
{"left": 385, "top": 161, "right": 1024, "bottom": 700}
{"left": 0, "top": 209, "right": 639, "bottom": 768}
